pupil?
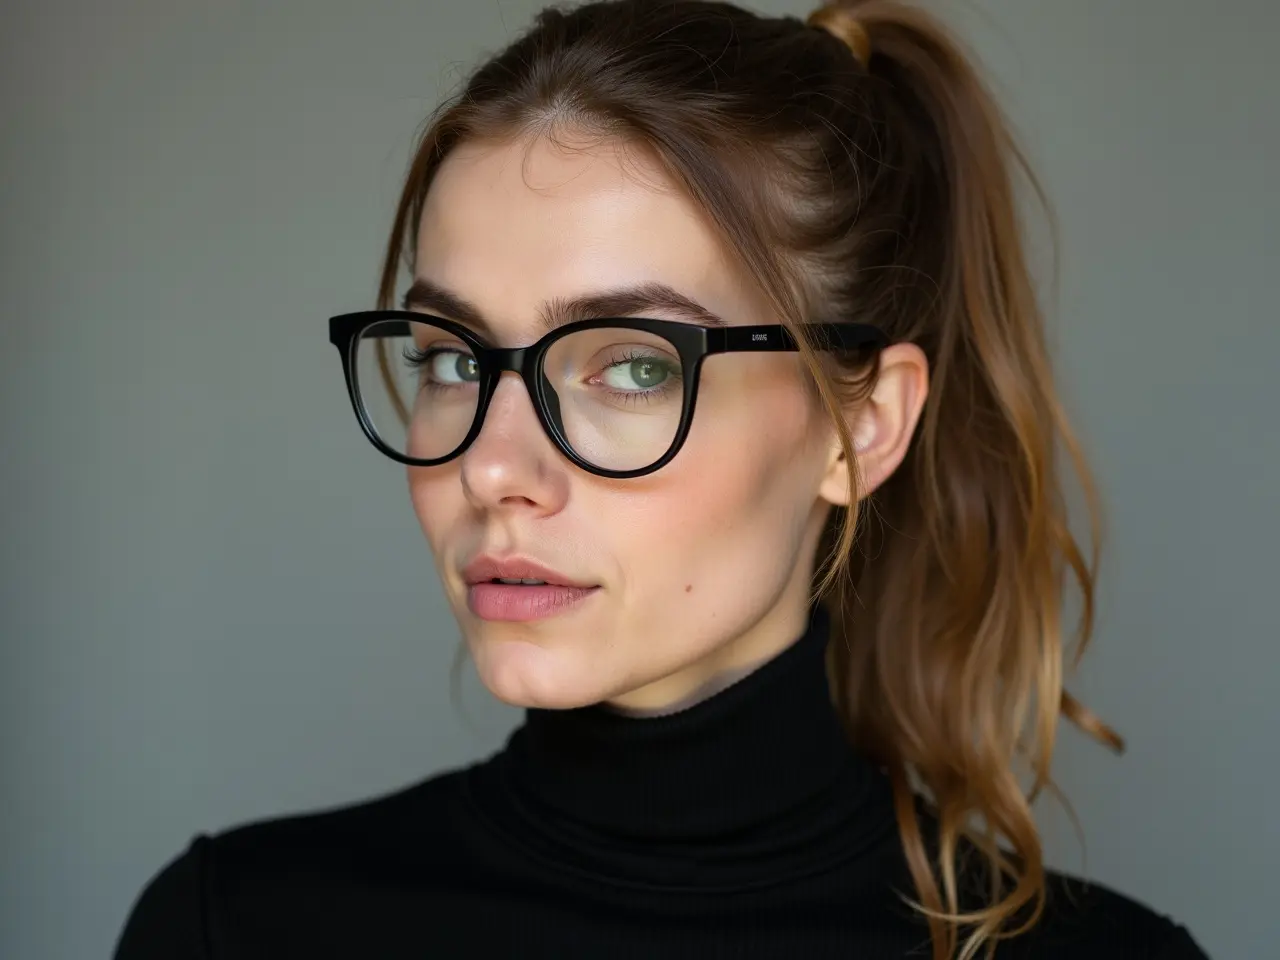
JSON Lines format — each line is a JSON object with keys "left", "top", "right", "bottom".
{"left": 457, "top": 355, "right": 477, "bottom": 381}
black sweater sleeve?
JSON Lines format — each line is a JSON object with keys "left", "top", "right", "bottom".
{"left": 112, "top": 837, "right": 211, "bottom": 960}
{"left": 1157, "top": 925, "right": 1213, "bottom": 960}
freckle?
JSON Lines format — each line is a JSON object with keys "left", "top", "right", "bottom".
{"left": 685, "top": 583, "right": 693, "bottom": 593}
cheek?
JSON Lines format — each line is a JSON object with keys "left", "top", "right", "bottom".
{"left": 407, "top": 466, "right": 464, "bottom": 554}
{"left": 692, "top": 363, "right": 827, "bottom": 507}
{"left": 603, "top": 378, "right": 827, "bottom": 595}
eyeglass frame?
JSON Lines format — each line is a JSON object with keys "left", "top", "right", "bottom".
{"left": 328, "top": 309, "right": 888, "bottom": 480}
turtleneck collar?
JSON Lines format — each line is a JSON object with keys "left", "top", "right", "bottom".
{"left": 466, "top": 606, "right": 897, "bottom": 891}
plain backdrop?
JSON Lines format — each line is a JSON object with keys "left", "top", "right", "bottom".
{"left": 1, "top": 1, "right": 1275, "bottom": 958}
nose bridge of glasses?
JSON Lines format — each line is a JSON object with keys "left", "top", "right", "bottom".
{"left": 479, "top": 343, "right": 547, "bottom": 409}
{"left": 478, "top": 342, "right": 565, "bottom": 440}
{"left": 479, "top": 342, "right": 544, "bottom": 382}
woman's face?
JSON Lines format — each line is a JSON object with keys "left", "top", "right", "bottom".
{"left": 410, "top": 135, "right": 842, "bottom": 713}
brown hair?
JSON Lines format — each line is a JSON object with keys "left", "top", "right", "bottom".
{"left": 378, "top": 1, "right": 1119, "bottom": 956}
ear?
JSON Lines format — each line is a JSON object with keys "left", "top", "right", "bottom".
{"left": 817, "top": 343, "right": 929, "bottom": 507}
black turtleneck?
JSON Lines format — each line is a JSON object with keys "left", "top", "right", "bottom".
{"left": 114, "top": 609, "right": 1207, "bottom": 959}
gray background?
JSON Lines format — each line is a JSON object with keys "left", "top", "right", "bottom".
{"left": 1, "top": 1, "right": 1275, "bottom": 957}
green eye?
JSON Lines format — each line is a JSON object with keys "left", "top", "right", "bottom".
{"left": 428, "top": 350, "right": 479, "bottom": 384}
{"left": 603, "top": 356, "right": 672, "bottom": 391}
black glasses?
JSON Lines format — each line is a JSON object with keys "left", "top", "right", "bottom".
{"left": 328, "top": 310, "right": 886, "bottom": 479}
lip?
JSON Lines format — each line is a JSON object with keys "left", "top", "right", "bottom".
{"left": 461, "top": 554, "right": 601, "bottom": 623}
{"left": 461, "top": 555, "right": 598, "bottom": 589}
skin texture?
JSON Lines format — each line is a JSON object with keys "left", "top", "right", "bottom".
{"left": 409, "top": 134, "right": 928, "bottom": 714}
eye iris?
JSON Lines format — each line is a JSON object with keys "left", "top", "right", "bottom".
{"left": 428, "top": 350, "right": 477, "bottom": 383}
{"left": 630, "top": 357, "right": 665, "bottom": 388}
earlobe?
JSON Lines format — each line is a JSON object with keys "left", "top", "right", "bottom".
{"left": 818, "top": 343, "right": 929, "bottom": 506}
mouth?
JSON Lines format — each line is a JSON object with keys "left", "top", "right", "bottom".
{"left": 461, "top": 555, "right": 600, "bottom": 622}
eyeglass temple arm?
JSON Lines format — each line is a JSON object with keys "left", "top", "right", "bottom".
{"left": 711, "top": 323, "right": 887, "bottom": 354}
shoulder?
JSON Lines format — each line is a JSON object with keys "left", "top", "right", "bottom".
{"left": 1012, "top": 868, "right": 1209, "bottom": 959}
{"left": 112, "top": 834, "right": 213, "bottom": 960}
{"left": 208, "top": 765, "right": 471, "bottom": 877}
{"left": 112, "top": 768, "right": 471, "bottom": 960}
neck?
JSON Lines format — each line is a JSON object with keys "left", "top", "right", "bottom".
{"left": 605, "top": 654, "right": 779, "bottom": 719}
{"left": 472, "top": 603, "right": 897, "bottom": 890}
{"left": 603, "top": 593, "right": 813, "bottom": 715}
{"left": 510, "top": 604, "right": 862, "bottom": 835}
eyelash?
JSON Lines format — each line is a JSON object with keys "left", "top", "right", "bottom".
{"left": 404, "top": 346, "right": 446, "bottom": 367}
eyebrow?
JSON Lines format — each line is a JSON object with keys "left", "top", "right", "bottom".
{"left": 400, "top": 278, "right": 728, "bottom": 334}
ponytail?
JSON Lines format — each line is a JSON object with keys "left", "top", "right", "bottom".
{"left": 809, "top": 3, "right": 1117, "bottom": 957}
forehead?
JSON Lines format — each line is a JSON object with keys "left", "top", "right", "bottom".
{"left": 415, "top": 135, "right": 764, "bottom": 326}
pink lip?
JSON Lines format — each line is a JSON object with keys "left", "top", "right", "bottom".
{"left": 462, "top": 555, "right": 600, "bottom": 622}
{"left": 462, "top": 555, "right": 594, "bottom": 588}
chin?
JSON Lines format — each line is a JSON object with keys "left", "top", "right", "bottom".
{"left": 469, "top": 631, "right": 610, "bottom": 710}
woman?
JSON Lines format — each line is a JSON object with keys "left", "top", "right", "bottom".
{"left": 114, "top": 1, "right": 1209, "bottom": 957}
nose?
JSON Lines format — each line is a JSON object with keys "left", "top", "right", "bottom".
{"left": 460, "top": 373, "right": 570, "bottom": 515}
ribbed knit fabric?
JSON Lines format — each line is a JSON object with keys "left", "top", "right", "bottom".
{"left": 114, "top": 609, "right": 1208, "bottom": 959}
